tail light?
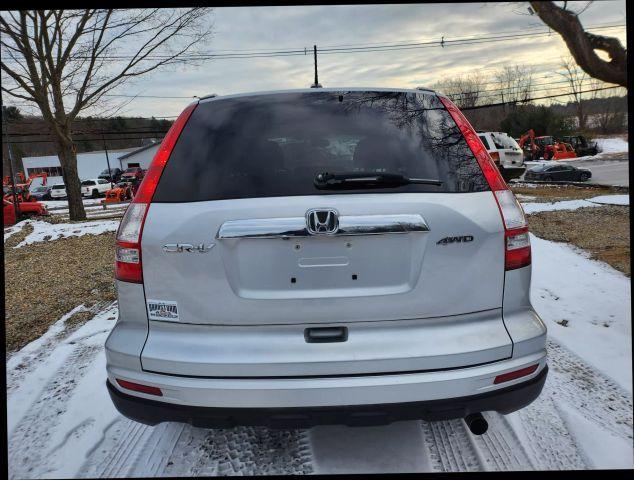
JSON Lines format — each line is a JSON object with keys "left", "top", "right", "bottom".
{"left": 439, "top": 96, "right": 531, "bottom": 271}
{"left": 115, "top": 102, "right": 198, "bottom": 283}
{"left": 490, "top": 151, "right": 500, "bottom": 165}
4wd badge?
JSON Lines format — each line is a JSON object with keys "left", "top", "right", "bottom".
{"left": 437, "top": 235, "right": 474, "bottom": 245}
{"left": 147, "top": 299, "right": 179, "bottom": 321}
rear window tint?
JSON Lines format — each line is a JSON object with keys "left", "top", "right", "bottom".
{"left": 478, "top": 135, "right": 490, "bottom": 150}
{"left": 52, "top": 185, "right": 65, "bottom": 189}
{"left": 154, "top": 91, "right": 489, "bottom": 202}
{"left": 81, "top": 180, "right": 96, "bottom": 186}
{"left": 491, "top": 132, "right": 519, "bottom": 150}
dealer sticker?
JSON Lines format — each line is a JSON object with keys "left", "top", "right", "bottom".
{"left": 147, "top": 299, "right": 179, "bottom": 321}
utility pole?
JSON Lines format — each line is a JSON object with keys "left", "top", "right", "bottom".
{"left": 102, "top": 131, "right": 114, "bottom": 188}
{"left": 311, "top": 45, "right": 322, "bottom": 88}
{"left": 2, "top": 107, "right": 20, "bottom": 221}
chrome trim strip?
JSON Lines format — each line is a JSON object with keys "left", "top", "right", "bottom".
{"left": 216, "top": 214, "right": 429, "bottom": 239}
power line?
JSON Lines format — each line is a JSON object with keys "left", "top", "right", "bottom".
{"left": 460, "top": 85, "right": 622, "bottom": 110}
{"left": 4, "top": 85, "right": 622, "bottom": 144}
{"left": 1, "top": 23, "right": 624, "bottom": 64}
{"left": 317, "top": 20, "right": 624, "bottom": 49}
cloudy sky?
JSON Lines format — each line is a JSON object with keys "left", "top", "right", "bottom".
{"left": 5, "top": 1, "right": 628, "bottom": 118}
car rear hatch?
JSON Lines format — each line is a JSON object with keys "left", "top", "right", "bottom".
{"left": 130, "top": 90, "right": 515, "bottom": 377}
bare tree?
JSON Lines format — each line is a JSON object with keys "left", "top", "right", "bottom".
{"left": 558, "top": 56, "right": 588, "bottom": 130}
{"left": 1, "top": 9, "right": 213, "bottom": 220}
{"left": 587, "top": 78, "right": 626, "bottom": 134}
{"left": 529, "top": 1, "right": 627, "bottom": 88}
{"left": 431, "top": 72, "right": 485, "bottom": 109}
{"left": 494, "top": 65, "right": 534, "bottom": 111}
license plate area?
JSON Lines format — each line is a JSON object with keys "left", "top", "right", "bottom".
{"left": 219, "top": 233, "right": 428, "bottom": 299}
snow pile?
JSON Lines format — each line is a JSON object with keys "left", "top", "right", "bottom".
{"left": 521, "top": 199, "right": 600, "bottom": 214}
{"left": 531, "top": 234, "right": 632, "bottom": 392}
{"left": 40, "top": 198, "right": 105, "bottom": 209}
{"left": 13, "top": 219, "right": 119, "bottom": 248}
{"left": 587, "top": 194, "right": 629, "bottom": 206}
{"left": 595, "top": 137, "right": 629, "bottom": 155}
{"left": 521, "top": 194, "right": 629, "bottom": 214}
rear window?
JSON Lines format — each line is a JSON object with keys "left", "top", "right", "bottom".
{"left": 52, "top": 185, "right": 65, "bottom": 189}
{"left": 154, "top": 91, "right": 489, "bottom": 202}
{"left": 81, "top": 180, "right": 96, "bottom": 186}
{"left": 478, "top": 135, "right": 491, "bottom": 150}
{"left": 490, "top": 132, "right": 518, "bottom": 150}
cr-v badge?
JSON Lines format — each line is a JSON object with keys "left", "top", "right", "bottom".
{"left": 437, "top": 235, "right": 474, "bottom": 245}
{"left": 163, "top": 243, "right": 215, "bottom": 253}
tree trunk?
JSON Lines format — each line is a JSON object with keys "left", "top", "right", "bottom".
{"left": 55, "top": 136, "right": 86, "bottom": 221}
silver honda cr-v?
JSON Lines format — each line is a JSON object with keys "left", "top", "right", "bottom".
{"left": 105, "top": 88, "right": 547, "bottom": 434}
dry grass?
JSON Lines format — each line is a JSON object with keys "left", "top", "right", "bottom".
{"left": 4, "top": 225, "right": 116, "bottom": 353}
{"left": 511, "top": 184, "right": 625, "bottom": 203}
{"left": 527, "top": 205, "right": 630, "bottom": 276}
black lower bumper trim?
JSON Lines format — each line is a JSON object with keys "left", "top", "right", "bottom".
{"left": 107, "top": 365, "right": 548, "bottom": 429}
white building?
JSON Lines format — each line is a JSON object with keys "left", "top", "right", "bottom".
{"left": 118, "top": 142, "right": 160, "bottom": 170}
{"left": 22, "top": 147, "right": 137, "bottom": 186}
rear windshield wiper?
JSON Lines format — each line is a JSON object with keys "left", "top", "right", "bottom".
{"left": 314, "top": 171, "right": 443, "bottom": 190}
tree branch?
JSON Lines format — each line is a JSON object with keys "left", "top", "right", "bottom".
{"left": 529, "top": 1, "right": 627, "bottom": 87}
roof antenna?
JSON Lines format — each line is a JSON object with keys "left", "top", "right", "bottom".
{"left": 311, "top": 45, "right": 322, "bottom": 88}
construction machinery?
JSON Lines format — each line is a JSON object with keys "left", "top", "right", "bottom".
{"left": 518, "top": 129, "right": 540, "bottom": 160}
{"left": 518, "top": 130, "right": 577, "bottom": 160}
{"left": 3, "top": 172, "right": 48, "bottom": 203}
{"left": 3, "top": 172, "right": 49, "bottom": 226}
{"left": 558, "top": 135, "right": 598, "bottom": 157}
{"left": 102, "top": 180, "right": 134, "bottom": 206}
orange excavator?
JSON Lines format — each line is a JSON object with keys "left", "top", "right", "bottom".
{"left": 518, "top": 130, "right": 577, "bottom": 161}
{"left": 3, "top": 172, "right": 48, "bottom": 202}
{"left": 518, "top": 129, "right": 539, "bottom": 160}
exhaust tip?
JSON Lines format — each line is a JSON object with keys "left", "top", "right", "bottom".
{"left": 464, "top": 413, "right": 488, "bottom": 435}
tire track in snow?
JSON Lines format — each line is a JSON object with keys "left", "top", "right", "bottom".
{"left": 421, "top": 419, "right": 481, "bottom": 471}
{"left": 8, "top": 343, "right": 102, "bottom": 480}
{"left": 80, "top": 420, "right": 314, "bottom": 477}
{"left": 158, "top": 426, "right": 314, "bottom": 476}
{"left": 470, "top": 413, "right": 534, "bottom": 470}
{"left": 79, "top": 419, "right": 153, "bottom": 478}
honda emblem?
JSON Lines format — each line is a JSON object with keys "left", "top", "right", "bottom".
{"left": 306, "top": 208, "right": 339, "bottom": 235}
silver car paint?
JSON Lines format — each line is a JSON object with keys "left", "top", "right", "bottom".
{"left": 140, "top": 309, "right": 512, "bottom": 377}
{"left": 140, "top": 191, "right": 505, "bottom": 327}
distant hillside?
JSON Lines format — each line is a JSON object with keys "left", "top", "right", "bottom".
{"left": 3, "top": 115, "right": 172, "bottom": 176}
{"left": 549, "top": 96, "right": 627, "bottom": 116}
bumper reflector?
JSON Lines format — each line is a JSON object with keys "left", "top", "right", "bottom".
{"left": 494, "top": 364, "right": 539, "bottom": 384}
{"left": 116, "top": 378, "right": 163, "bottom": 396}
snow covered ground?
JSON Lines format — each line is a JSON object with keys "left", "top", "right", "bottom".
{"left": 520, "top": 194, "right": 629, "bottom": 214}
{"left": 595, "top": 137, "right": 629, "bottom": 155}
{"left": 4, "top": 218, "right": 119, "bottom": 248}
{"left": 6, "top": 227, "right": 632, "bottom": 476}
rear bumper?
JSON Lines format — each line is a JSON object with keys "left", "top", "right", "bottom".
{"left": 107, "top": 365, "right": 547, "bottom": 428}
